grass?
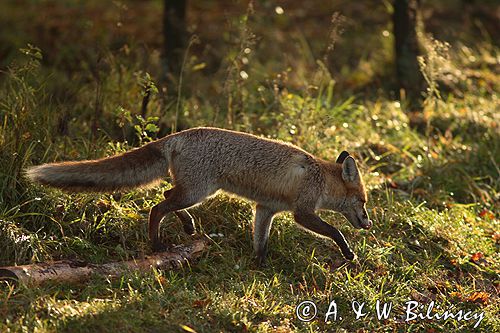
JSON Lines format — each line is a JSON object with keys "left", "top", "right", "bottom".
{"left": 0, "top": 0, "right": 499, "bottom": 332}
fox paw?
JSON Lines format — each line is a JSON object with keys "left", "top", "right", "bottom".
{"left": 343, "top": 251, "right": 356, "bottom": 261}
{"left": 255, "top": 256, "right": 266, "bottom": 267}
{"left": 183, "top": 223, "right": 196, "bottom": 235}
{"left": 152, "top": 241, "right": 170, "bottom": 253}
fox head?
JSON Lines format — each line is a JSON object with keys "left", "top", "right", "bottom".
{"left": 321, "top": 151, "right": 372, "bottom": 230}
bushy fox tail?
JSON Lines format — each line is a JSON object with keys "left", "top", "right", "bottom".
{"left": 26, "top": 140, "right": 168, "bottom": 192}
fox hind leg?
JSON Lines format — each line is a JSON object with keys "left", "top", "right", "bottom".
{"left": 149, "top": 186, "right": 210, "bottom": 251}
{"left": 175, "top": 210, "right": 196, "bottom": 235}
{"left": 253, "top": 205, "right": 276, "bottom": 266}
{"left": 164, "top": 190, "right": 196, "bottom": 235}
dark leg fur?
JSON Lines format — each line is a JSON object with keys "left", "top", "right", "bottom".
{"left": 293, "top": 211, "right": 355, "bottom": 260}
{"left": 164, "top": 190, "right": 196, "bottom": 235}
{"left": 149, "top": 187, "right": 205, "bottom": 252}
{"left": 175, "top": 210, "right": 196, "bottom": 235}
{"left": 253, "top": 205, "right": 275, "bottom": 266}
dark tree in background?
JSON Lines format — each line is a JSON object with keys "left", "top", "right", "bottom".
{"left": 163, "top": 0, "right": 188, "bottom": 90}
{"left": 393, "top": 0, "right": 425, "bottom": 108}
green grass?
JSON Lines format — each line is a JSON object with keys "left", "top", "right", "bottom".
{"left": 0, "top": 1, "right": 499, "bottom": 332}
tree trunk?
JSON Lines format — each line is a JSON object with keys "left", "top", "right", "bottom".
{"left": 163, "top": 0, "right": 188, "bottom": 88}
{"left": 393, "top": 0, "right": 425, "bottom": 108}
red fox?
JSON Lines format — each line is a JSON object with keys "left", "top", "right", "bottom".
{"left": 27, "top": 127, "right": 372, "bottom": 264}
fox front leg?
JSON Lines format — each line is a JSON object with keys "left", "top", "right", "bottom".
{"left": 293, "top": 211, "right": 355, "bottom": 260}
{"left": 253, "top": 205, "right": 276, "bottom": 266}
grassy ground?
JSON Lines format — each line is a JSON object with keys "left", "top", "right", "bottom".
{"left": 0, "top": 1, "right": 499, "bottom": 332}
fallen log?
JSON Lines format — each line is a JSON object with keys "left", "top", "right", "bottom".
{"left": 0, "top": 239, "right": 207, "bottom": 285}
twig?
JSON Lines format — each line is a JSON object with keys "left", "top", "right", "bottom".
{"left": 0, "top": 239, "right": 207, "bottom": 285}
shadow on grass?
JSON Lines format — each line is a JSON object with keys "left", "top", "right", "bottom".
{"left": 55, "top": 299, "right": 173, "bottom": 333}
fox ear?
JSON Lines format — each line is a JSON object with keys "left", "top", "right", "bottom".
{"left": 336, "top": 151, "right": 350, "bottom": 164}
{"left": 342, "top": 156, "right": 360, "bottom": 183}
